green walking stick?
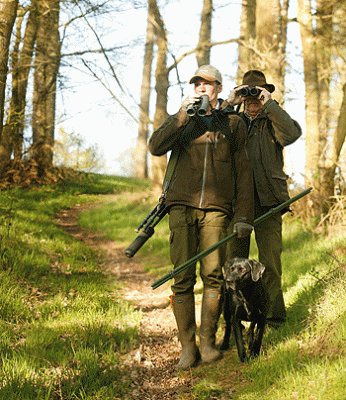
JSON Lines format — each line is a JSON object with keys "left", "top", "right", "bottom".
{"left": 151, "top": 187, "right": 313, "bottom": 290}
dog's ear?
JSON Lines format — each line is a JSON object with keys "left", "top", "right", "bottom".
{"left": 248, "top": 259, "right": 265, "bottom": 282}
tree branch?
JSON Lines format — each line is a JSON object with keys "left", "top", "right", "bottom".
{"left": 81, "top": 59, "right": 138, "bottom": 123}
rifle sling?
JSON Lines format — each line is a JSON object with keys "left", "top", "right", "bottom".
{"left": 161, "top": 145, "right": 180, "bottom": 196}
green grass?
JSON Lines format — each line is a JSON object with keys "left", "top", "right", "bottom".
{"left": 0, "top": 174, "right": 148, "bottom": 399}
{"left": 1, "top": 173, "right": 345, "bottom": 399}
{"left": 79, "top": 184, "right": 346, "bottom": 400}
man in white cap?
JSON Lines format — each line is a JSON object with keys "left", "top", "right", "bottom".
{"left": 148, "top": 65, "right": 254, "bottom": 370}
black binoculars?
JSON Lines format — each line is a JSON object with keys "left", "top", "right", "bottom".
{"left": 239, "top": 86, "right": 261, "bottom": 97}
{"left": 186, "top": 95, "right": 210, "bottom": 117}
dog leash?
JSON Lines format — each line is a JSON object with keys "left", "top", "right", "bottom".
{"left": 237, "top": 290, "right": 252, "bottom": 320}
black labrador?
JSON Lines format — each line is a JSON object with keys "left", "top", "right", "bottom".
{"left": 220, "top": 258, "right": 271, "bottom": 362}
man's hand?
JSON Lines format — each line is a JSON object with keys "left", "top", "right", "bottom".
{"left": 257, "top": 87, "right": 271, "bottom": 105}
{"left": 181, "top": 95, "right": 201, "bottom": 113}
{"left": 227, "top": 87, "right": 245, "bottom": 107}
{"left": 233, "top": 222, "right": 253, "bottom": 238}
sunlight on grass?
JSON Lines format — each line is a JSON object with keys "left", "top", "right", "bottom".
{"left": 0, "top": 174, "right": 146, "bottom": 399}
{"left": 78, "top": 191, "right": 172, "bottom": 276}
{"left": 1, "top": 174, "right": 345, "bottom": 399}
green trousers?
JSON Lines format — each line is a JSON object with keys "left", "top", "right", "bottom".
{"left": 168, "top": 206, "right": 229, "bottom": 294}
{"left": 227, "top": 201, "right": 286, "bottom": 323}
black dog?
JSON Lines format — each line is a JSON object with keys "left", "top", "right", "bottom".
{"left": 220, "top": 258, "right": 270, "bottom": 362}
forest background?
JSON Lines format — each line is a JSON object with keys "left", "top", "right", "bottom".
{"left": 0, "top": 0, "right": 346, "bottom": 226}
{"left": 0, "top": 1, "right": 346, "bottom": 398}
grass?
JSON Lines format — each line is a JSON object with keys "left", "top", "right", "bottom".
{"left": 79, "top": 183, "right": 346, "bottom": 400}
{"left": 0, "top": 173, "right": 148, "bottom": 399}
{"left": 1, "top": 172, "right": 345, "bottom": 399}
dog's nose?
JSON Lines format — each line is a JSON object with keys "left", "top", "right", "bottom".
{"left": 226, "top": 279, "right": 236, "bottom": 291}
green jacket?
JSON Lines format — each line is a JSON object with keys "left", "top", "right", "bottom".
{"left": 239, "top": 99, "right": 302, "bottom": 206}
{"left": 148, "top": 101, "right": 254, "bottom": 225}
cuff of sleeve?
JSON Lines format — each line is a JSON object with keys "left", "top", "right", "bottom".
{"left": 234, "top": 216, "right": 253, "bottom": 225}
{"left": 263, "top": 99, "right": 277, "bottom": 113}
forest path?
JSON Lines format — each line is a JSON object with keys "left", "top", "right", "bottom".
{"left": 56, "top": 195, "right": 210, "bottom": 400}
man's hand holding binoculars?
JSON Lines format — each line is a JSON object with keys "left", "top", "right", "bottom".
{"left": 181, "top": 95, "right": 201, "bottom": 113}
{"left": 181, "top": 94, "right": 210, "bottom": 117}
{"left": 227, "top": 85, "right": 271, "bottom": 107}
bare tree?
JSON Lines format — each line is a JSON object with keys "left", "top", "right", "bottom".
{"left": 0, "top": 0, "right": 19, "bottom": 175}
{"left": 237, "top": 0, "right": 256, "bottom": 83}
{"left": 32, "top": 0, "right": 61, "bottom": 177}
{"left": 196, "top": 0, "right": 213, "bottom": 66}
{"left": 237, "top": 0, "right": 289, "bottom": 103}
{"left": 150, "top": 0, "right": 169, "bottom": 189}
{"left": 0, "top": 1, "right": 39, "bottom": 171}
{"left": 298, "top": 0, "right": 346, "bottom": 216}
{"left": 135, "top": 0, "right": 155, "bottom": 179}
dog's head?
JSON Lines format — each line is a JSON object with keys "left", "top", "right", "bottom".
{"left": 223, "top": 258, "right": 265, "bottom": 291}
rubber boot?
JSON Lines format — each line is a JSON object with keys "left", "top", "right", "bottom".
{"left": 199, "top": 288, "right": 223, "bottom": 364}
{"left": 171, "top": 293, "right": 200, "bottom": 370}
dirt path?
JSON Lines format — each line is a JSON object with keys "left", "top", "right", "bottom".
{"left": 56, "top": 198, "right": 201, "bottom": 400}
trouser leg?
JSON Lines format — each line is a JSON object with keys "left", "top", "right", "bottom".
{"left": 169, "top": 206, "right": 198, "bottom": 294}
{"left": 169, "top": 207, "right": 228, "bottom": 365}
{"left": 255, "top": 212, "right": 286, "bottom": 323}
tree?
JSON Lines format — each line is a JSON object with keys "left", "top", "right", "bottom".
{"left": 32, "top": 0, "right": 61, "bottom": 177}
{"left": 0, "top": 1, "right": 39, "bottom": 172}
{"left": 150, "top": 0, "right": 169, "bottom": 189}
{"left": 135, "top": 0, "right": 155, "bottom": 179}
{"left": 54, "top": 127, "right": 106, "bottom": 173}
{"left": 0, "top": 0, "right": 19, "bottom": 175}
{"left": 237, "top": 0, "right": 289, "bottom": 103}
{"left": 298, "top": 0, "right": 346, "bottom": 216}
{"left": 196, "top": 0, "right": 213, "bottom": 66}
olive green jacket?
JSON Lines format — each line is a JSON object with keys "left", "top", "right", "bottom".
{"left": 148, "top": 101, "right": 254, "bottom": 225}
{"left": 238, "top": 99, "right": 302, "bottom": 206}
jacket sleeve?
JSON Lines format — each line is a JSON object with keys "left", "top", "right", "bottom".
{"left": 148, "top": 109, "right": 190, "bottom": 156}
{"left": 262, "top": 99, "right": 302, "bottom": 147}
{"left": 232, "top": 115, "right": 255, "bottom": 225}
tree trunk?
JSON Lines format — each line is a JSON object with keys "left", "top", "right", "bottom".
{"left": 135, "top": 0, "right": 155, "bottom": 179}
{"left": 196, "top": 0, "right": 213, "bottom": 66}
{"left": 32, "top": 0, "right": 60, "bottom": 177}
{"left": 0, "top": 0, "right": 18, "bottom": 176}
{"left": 298, "top": 0, "right": 320, "bottom": 187}
{"left": 150, "top": 0, "right": 169, "bottom": 189}
{"left": 1, "top": 1, "right": 39, "bottom": 169}
{"left": 237, "top": 0, "right": 288, "bottom": 103}
{"left": 298, "top": 0, "right": 346, "bottom": 218}
{"left": 237, "top": 0, "right": 256, "bottom": 83}
{"left": 255, "top": 0, "right": 288, "bottom": 103}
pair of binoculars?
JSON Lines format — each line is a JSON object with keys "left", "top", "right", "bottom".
{"left": 186, "top": 95, "right": 210, "bottom": 117}
{"left": 239, "top": 86, "right": 261, "bottom": 97}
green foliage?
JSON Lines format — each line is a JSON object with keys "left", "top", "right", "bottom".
{"left": 54, "top": 127, "right": 108, "bottom": 173}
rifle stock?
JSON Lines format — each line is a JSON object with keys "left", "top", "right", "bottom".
{"left": 151, "top": 187, "right": 313, "bottom": 290}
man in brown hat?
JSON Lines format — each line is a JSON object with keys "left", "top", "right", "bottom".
{"left": 225, "top": 70, "right": 302, "bottom": 328}
{"left": 148, "top": 65, "right": 254, "bottom": 370}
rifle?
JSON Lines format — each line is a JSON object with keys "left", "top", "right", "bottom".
{"left": 151, "top": 187, "right": 313, "bottom": 290}
{"left": 124, "top": 145, "right": 180, "bottom": 258}
{"left": 124, "top": 195, "right": 168, "bottom": 258}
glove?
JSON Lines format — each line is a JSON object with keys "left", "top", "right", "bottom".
{"left": 233, "top": 222, "right": 253, "bottom": 238}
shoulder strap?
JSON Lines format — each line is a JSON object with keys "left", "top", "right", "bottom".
{"left": 161, "top": 145, "right": 180, "bottom": 196}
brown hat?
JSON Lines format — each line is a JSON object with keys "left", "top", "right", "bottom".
{"left": 242, "top": 70, "right": 275, "bottom": 93}
{"left": 189, "top": 65, "right": 223, "bottom": 84}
